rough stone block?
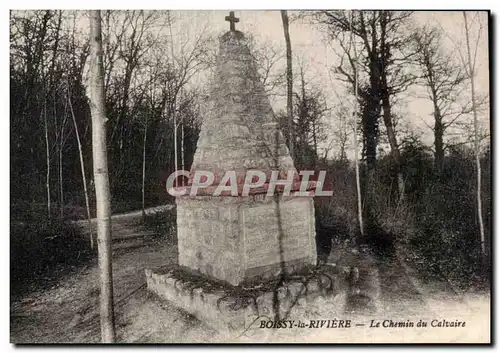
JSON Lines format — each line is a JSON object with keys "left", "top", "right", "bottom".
{"left": 177, "top": 195, "right": 316, "bottom": 286}
{"left": 145, "top": 265, "right": 332, "bottom": 335}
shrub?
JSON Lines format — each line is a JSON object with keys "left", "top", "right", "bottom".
{"left": 317, "top": 143, "right": 490, "bottom": 289}
{"left": 11, "top": 214, "right": 94, "bottom": 295}
{"left": 141, "top": 207, "right": 177, "bottom": 241}
{"left": 386, "top": 145, "right": 490, "bottom": 288}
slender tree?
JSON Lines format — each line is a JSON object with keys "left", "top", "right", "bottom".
{"left": 463, "top": 11, "right": 486, "bottom": 259}
{"left": 315, "top": 11, "right": 416, "bottom": 201}
{"left": 349, "top": 10, "right": 364, "bottom": 236}
{"left": 316, "top": 10, "right": 381, "bottom": 170}
{"left": 57, "top": 106, "right": 69, "bottom": 218}
{"left": 281, "top": 10, "right": 294, "bottom": 160}
{"left": 68, "top": 88, "right": 93, "bottom": 249}
{"left": 328, "top": 103, "right": 350, "bottom": 161}
{"left": 168, "top": 11, "right": 179, "bottom": 182}
{"left": 290, "top": 63, "right": 328, "bottom": 169}
{"left": 10, "top": 10, "right": 205, "bottom": 221}
{"left": 43, "top": 98, "right": 51, "bottom": 218}
{"left": 142, "top": 115, "right": 148, "bottom": 214}
{"left": 378, "top": 11, "right": 415, "bottom": 201}
{"left": 414, "top": 25, "right": 468, "bottom": 170}
{"left": 89, "top": 10, "right": 116, "bottom": 343}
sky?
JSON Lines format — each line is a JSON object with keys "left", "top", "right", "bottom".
{"left": 22, "top": 9, "right": 490, "bottom": 157}
{"left": 168, "top": 10, "right": 490, "bottom": 157}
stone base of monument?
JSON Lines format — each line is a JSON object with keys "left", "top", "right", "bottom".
{"left": 145, "top": 264, "right": 338, "bottom": 335}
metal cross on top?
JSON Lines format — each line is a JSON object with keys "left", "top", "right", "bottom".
{"left": 225, "top": 11, "right": 239, "bottom": 31}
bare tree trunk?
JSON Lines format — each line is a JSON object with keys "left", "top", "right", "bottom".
{"left": 312, "top": 120, "right": 318, "bottom": 166}
{"left": 339, "top": 147, "right": 346, "bottom": 162}
{"left": 68, "top": 90, "right": 94, "bottom": 249}
{"left": 142, "top": 120, "right": 147, "bottom": 216}
{"left": 179, "top": 88, "right": 185, "bottom": 186}
{"left": 59, "top": 126, "right": 64, "bottom": 218}
{"left": 43, "top": 101, "right": 51, "bottom": 219}
{"left": 354, "top": 122, "right": 364, "bottom": 237}
{"left": 350, "top": 10, "right": 364, "bottom": 236}
{"left": 168, "top": 11, "right": 178, "bottom": 182}
{"left": 281, "top": 10, "right": 294, "bottom": 160}
{"left": 50, "top": 11, "right": 63, "bottom": 219}
{"left": 381, "top": 84, "right": 405, "bottom": 202}
{"left": 433, "top": 104, "right": 445, "bottom": 170}
{"left": 181, "top": 120, "right": 185, "bottom": 184}
{"left": 414, "top": 25, "right": 468, "bottom": 171}
{"left": 463, "top": 11, "right": 486, "bottom": 259}
{"left": 89, "top": 10, "right": 116, "bottom": 343}
{"left": 379, "top": 12, "right": 404, "bottom": 202}
{"left": 173, "top": 113, "right": 178, "bottom": 181}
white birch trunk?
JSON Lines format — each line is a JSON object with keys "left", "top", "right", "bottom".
{"left": 463, "top": 12, "right": 486, "bottom": 257}
{"left": 68, "top": 91, "right": 94, "bottom": 249}
{"left": 281, "top": 10, "right": 294, "bottom": 160}
{"left": 89, "top": 10, "right": 116, "bottom": 343}
{"left": 142, "top": 121, "right": 147, "bottom": 215}
{"left": 43, "top": 102, "right": 51, "bottom": 219}
{"left": 350, "top": 10, "right": 364, "bottom": 236}
{"left": 168, "top": 11, "right": 178, "bottom": 183}
{"left": 181, "top": 119, "right": 185, "bottom": 185}
{"left": 59, "top": 128, "right": 64, "bottom": 218}
{"left": 174, "top": 112, "right": 178, "bottom": 181}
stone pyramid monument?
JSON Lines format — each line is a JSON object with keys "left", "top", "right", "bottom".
{"left": 146, "top": 12, "right": 321, "bottom": 334}
{"left": 175, "top": 13, "right": 317, "bottom": 286}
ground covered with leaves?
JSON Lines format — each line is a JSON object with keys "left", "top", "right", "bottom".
{"left": 10, "top": 231, "right": 490, "bottom": 344}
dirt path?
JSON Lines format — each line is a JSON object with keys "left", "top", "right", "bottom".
{"left": 10, "top": 216, "right": 490, "bottom": 343}
{"left": 11, "top": 205, "right": 220, "bottom": 344}
{"left": 10, "top": 235, "right": 219, "bottom": 343}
